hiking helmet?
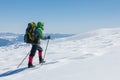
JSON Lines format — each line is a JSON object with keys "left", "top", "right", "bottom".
{"left": 37, "top": 22, "right": 44, "bottom": 30}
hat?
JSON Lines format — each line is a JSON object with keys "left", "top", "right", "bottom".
{"left": 37, "top": 22, "right": 44, "bottom": 30}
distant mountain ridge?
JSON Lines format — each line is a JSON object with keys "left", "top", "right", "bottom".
{"left": 0, "top": 33, "right": 74, "bottom": 47}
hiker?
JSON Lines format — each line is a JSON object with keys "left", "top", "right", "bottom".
{"left": 28, "top": 22, "right": 50, "bottom": 68}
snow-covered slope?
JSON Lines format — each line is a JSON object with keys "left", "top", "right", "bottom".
{"left": 0, "top": 28, "right": 120, "bottom": 80}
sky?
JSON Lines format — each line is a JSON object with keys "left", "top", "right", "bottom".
{"left": 0, "top": 0, "right": 120, "bottom": 34}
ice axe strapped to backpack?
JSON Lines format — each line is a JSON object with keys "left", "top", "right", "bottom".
{"left": 24, "top": 22, "right": 37, "bottom": 43}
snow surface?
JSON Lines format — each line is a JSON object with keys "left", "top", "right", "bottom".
{"left": 0, "top": 28, "right": 120, "bottom": 80}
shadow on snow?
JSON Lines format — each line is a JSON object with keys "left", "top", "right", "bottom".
{"left": 0, "top": 67, "right": 27, "bottom": 77}
{"left": 0, "top": 61, "right": 58, "bottom": 77}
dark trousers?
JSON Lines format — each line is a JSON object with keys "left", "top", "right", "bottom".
{"left": 29, "top": 44, "right": 43, "bottom": 57}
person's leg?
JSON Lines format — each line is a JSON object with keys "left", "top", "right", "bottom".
{"left": 28, "top": 45, "right": 37, "bottom": 68}
{"left": 37, "top": 45, "right": 45, "bottom": 63}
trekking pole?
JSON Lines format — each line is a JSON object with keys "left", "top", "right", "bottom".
{"left": 17, "top": 52, "right": 30, "bottom": 68}
{"left": 43, "top": 39, "right": 50, "bottom": 60}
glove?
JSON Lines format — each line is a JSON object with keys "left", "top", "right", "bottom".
{"left": 47, "top": 35, "right": 51, "bottom": 39}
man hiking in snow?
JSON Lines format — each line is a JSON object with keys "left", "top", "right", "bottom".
{"left": 28, "top": 22, "right": 50, "bottom": 68}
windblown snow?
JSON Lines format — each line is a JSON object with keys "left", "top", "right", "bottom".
{"left": 0, "top": 28, "right": 120, "bottom": 80}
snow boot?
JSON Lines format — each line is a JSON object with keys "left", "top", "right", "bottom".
{"left": 28, "top": 56, "right": 35, "bottom": 68}
{"left": 38, "top": 52, "right": 45, "bottom": 64}
{"left": 28, "top": 62, "right": 35, "bottom": 68}
{"left": 39, "top": 57, "right": 45, "bottom": 64}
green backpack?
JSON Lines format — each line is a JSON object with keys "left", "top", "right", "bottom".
{"left": 24, "top": 22, "right": 37, "bottom": 43}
